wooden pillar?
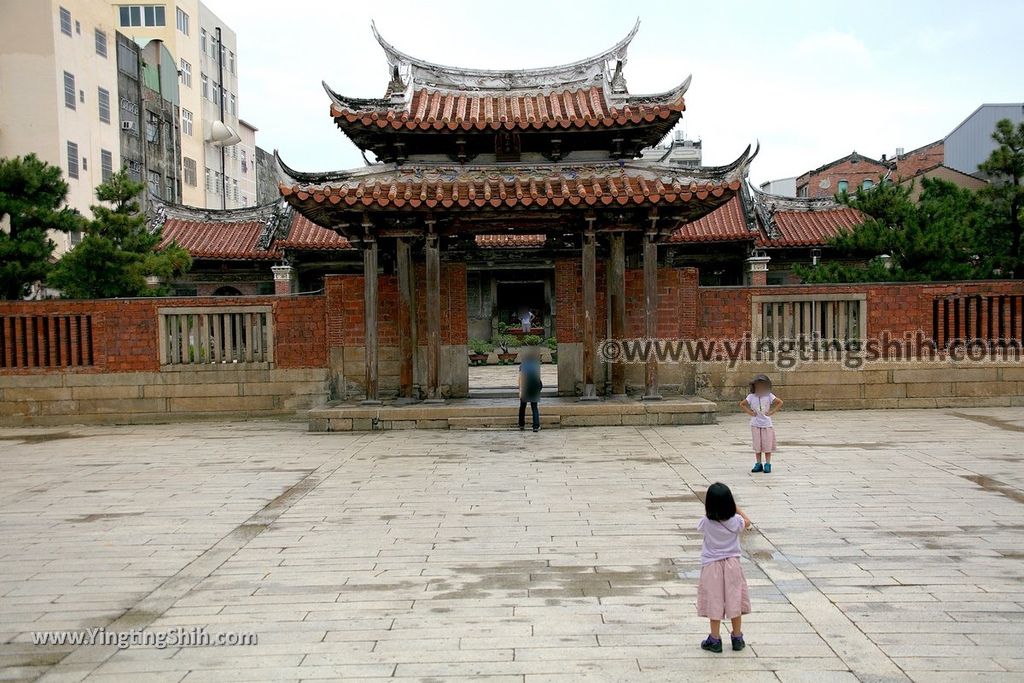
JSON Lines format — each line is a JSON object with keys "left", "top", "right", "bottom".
{"left": 609, "top": 233, "right": 626, "bottom": 396}
{"left": 581, "top": 226, "right": 598, "bottom": 400}
{"left": 396, "top": 237, "right": 415, "bottom": 399}
{"left": 425, "top": 230, "right": 442, "bottom": 402}
{"left": 643, "top": 231, "right": 662, "bottom": 400}
{"left": 362, "top": 234, "right": 381, "bottom": 404}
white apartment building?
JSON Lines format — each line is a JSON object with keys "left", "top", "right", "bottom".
{"left": 237, "top": 119, "right": 257, "bottom": 207}
{"left": 0, "top": 0, "right": 123, "bottom": 254}
{"left": 108, "top": 0, "right": 243, "bottom": 208}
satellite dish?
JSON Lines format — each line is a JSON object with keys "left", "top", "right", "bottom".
{"left": 209, "top": 120, "right": 239, "bottom": 146}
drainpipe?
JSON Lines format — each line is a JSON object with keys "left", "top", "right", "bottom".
{"left": 216, "top": 27, "right": 226, "bottom": 208}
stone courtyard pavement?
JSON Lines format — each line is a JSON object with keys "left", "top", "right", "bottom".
{"left": 1, "top": 408, "right": 1023, "bottom": 683}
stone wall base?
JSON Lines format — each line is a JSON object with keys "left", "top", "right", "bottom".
{"left": 0, "top": 368, "right": 330, "bottom": 426}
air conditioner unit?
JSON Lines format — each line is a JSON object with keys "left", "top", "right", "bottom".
{"left": 121, "top": 121, "right": 135, "bottom": 130}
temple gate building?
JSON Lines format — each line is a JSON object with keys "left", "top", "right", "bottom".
{"left": 153, "top": 21, "right": 864, "bottom": 403}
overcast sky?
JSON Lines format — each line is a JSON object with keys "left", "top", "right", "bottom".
{"left": 209, "top": 0, "right": 1024, "bottom": 185}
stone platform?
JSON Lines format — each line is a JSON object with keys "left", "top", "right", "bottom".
{"left": 308, "top": 395, "right": 717, "bottom": 431}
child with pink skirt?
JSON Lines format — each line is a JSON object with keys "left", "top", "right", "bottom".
{"left": 740, "top": 374, "right": 783, "bottom": 473}
{"left": 697, "top": 482, "right": 752, "bottom": 653}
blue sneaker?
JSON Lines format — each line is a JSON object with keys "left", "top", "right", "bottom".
{"left": 751, "top": 462, "right": 763, "bottom": 473}
{"left": 764, "top": 463, "right": 772, "bottom": 474}
{"left": 700, "top": 635, "right": 722, "bottom": 653}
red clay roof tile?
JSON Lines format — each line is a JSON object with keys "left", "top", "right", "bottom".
{"left": 668, "top": 196, "right": 752, "bottom": 243}
{"left": 277, "top": 213, "right": 353, "bottom": 250}
{"left": 159, "top": 219, "right": 279, "bottom": 260}
{"left": 758, "top": 207, "right": 863, "bottom": 247}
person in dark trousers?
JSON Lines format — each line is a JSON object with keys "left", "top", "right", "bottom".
{"left": 518, "top": 347, "right": 542, "bottom": 432}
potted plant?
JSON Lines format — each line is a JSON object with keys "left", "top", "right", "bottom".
{"left": 492, "top": 334, "right": 518, "bottom": 364}
{"left": 546, "top": 336, "right": 558, "bottom": 364}
{"left": 468, "top": 339, "right": 492, "bottom": 366}
{"left": 521, "top": 334, "right": 542, "bottom": 348}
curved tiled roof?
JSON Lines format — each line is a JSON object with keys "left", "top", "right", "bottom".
{"left": 762, "top": 208, "right": 863, "bottom": 247}
{"left": 331, "top": 86, "right": 685, "bottom": 133}
{"left": 277, "top": 214, "right": 352, "bottom": 251}
{"left": 668, "top": 196, "right": 754, "bottom": 243}
{"left": 159, "top": 218, "right": 280, "bottom": 260}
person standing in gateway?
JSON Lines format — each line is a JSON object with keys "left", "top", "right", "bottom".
{"left": 518, "top": 347, "right": 543, "bottom": 432}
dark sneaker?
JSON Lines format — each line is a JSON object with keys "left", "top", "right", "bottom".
{"left": 731, "top": 634, "right": 745, "bottom": 651}
{"left": 532, "top": 426, "right": 540, "bottom": 432}
{"left": 764, "top": 463, "right": 772, "bottom": 474}
{"left": 700, "top": 635, "right": 722, "bottom": 653}
{"left": 518, "top": 424, "right": 525, "bottom": 431}
{"left": 751, "top": 462, "right": 763, "bottom": 473}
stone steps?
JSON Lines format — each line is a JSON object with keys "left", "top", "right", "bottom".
{"left": 308, "top": 396, "right": 717, "bottom": 431}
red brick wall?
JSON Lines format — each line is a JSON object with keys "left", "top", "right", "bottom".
{"left": 0, "top": 294, "right": 327, "bottom": 374}
{"left": 796, "top": 157, "right": 889, "bottom": 198}
{"left": 698, "top": 281, "right": 1024, "bottom": 340}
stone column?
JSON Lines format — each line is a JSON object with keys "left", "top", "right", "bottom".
{"left": 361, "top": 236, "right": 381, "bottom": 405}
{"left": 271, "top": 265, "right": 295, "bottom": 295}
{"left": 424, "top": 231, "right": 442, "bottom": 402}
{"left": 747, "top": 254, "right": 771, "bottom": 287}
{"left": 643, "top": 232, "right": 662, "bottom": 400}
{"left": 396, "top": 237, "right": 416, "bottom": 399}
{"left": 608, "top": 233, "right": 626, "bottom": 396}
{"left": 581, "top": 227, "right": 598, "bottom": 400}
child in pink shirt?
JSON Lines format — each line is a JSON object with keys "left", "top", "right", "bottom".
{"left": 697, "top": 482, "right": 752, "bottom": 653}
{"left": 739, "top": 374, "right": 784, "bottom": 473}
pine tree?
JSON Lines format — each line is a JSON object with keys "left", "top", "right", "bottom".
{"left": 49, "top": 171, "right": 191, "bottom": 298}
{"left": 978, "top": 118, "right": 1024, "bottom": 277}
{"left": 0, "top": 154, "right": 83, "bottom": 299}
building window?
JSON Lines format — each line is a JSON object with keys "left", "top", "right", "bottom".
{"left": 66, "top": 141, "right": 79, "bottom": 179}
{"left": 97, "top": 87, "right": 111, "bottom": 123}
{"left": 75, "top": 20, "right": 81, "bottom": 34}
{"left": 200, "top": 28, "right": 206, "bottom": 54}
{"left": 211, "top": 81, "right": 220, "bottom": 105}
{"left": 204, "top": 167, "right": 211, "bottom": 191}
{"left": 59, "top": 7, "right": 72, "bottom": 36}
{"left": 118, "top": 5, "right": 165, "bottom": 27}
{"left": 183, "top": 157, "right": 197, "bottom": 186}
{"left": 229, "top": 93, "right": 236, "bottom": 116}
{"left": 63, "top": 72, "right": 76, "bottom": 110}
{"left": 165, "top": 177, "right": 175, "bottom": 201}
{"left": 117, "top": 40, "right": 137, "bottom": 76}
{"left": 862, "top": 179, "right": 874, "bottom": 190}
{"left": 147, "top": 170, "right": 160, "bottom": 197}
{"left": 240, "top": 149, "right": 247, "bottom": 174}
{"left": 200, "top": 73, "right": 208, "bottom": 100}
{"left": 175, "top": 7, "right": 189, "bottom": 35}
{"left": 181, "top": 108, "right": 193, "bottom": 136}
{"left": 179, "top": 58, "right": 191, "bottom": 87}
{"left": 145, "top": 112, "right": 160, "bottom": 144}
{"left": 229, "top": 51, "right": 235, "bottom": 74}
{"left": 837, "top": 179, "right": 849, "bottom": 193}
{"left": 232, "top": 178, "right": 238, "bottom": 202}
{"left": 94, "top": 29, "right": 107, "bottom": 57}
{"left": 100, "top": 149, "right": 113, "bottom": 182}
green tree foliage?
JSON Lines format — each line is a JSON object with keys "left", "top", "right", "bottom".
{"left": 49, "top": 171, "right": 191, "bottom": 298}
{"left": 978, "top": 118, "right": 1024, "bottom": 277}
{"left": 795, "top": 177, "right": 993, "bottom": 283}
{"left": 0, "top": 154, "right": 83, "bottom": 299}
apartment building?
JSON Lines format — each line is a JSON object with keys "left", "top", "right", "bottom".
{"left": 0, "top": 0, "right": 123, "bottom": 253}
{"left": 108, "top": 0, "right": 243, "bottom": 208}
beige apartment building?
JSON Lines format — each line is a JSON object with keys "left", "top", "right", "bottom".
{"left": 107, "top": 0, "right": 242, "bottom": 209}
{"left": 237, "top": 118, "right": 257, "bottom": 206}
{"left": 0, "top": 0, "right": 123, "bottom": 253}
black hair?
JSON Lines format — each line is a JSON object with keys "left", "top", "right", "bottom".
{"left": 749, "top": 374, "right": 772, "bottom": 394}
{"left": 705, "top": 482, "right": 737, "bottom": 521}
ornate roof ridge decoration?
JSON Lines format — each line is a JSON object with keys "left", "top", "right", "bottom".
{"left": 370, "top": 19, "right": 639, "bottom": 94}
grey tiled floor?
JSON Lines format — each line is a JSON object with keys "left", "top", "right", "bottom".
{"left": 1, "top": 407, "right": 1022, "bottom": 682}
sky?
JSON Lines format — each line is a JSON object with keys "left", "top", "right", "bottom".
{"left": 207, "top": 0, "right": 1024, "bottom": 185}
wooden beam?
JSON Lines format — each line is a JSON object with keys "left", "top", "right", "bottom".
{"left": 609, "top": 232, "right": 626, "bottom": 396}
{"left": 396, "top": 237, "right": 415, "bottom": 398}
{"left": 425, "top": 229, "right": 442, "bottom": 402}
{"left": 643, "top": 231, "right": 662, "bottom": 400}
{"left": 362, "top": 235, "right": 381, "bottom": 404}
{"left": 581, "top": 226, "right": 597, "bottom": 400}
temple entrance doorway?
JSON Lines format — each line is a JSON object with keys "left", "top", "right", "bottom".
{"left": 466, "top": 267, "right": 557, "bottom": 397}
